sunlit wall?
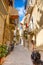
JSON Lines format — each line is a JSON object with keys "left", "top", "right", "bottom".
{"left": 36, "top": 29, "right": 43, "bottom": 47}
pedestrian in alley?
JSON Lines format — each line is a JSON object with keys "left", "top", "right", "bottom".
{"left": 31, "top": 40, "right": 43, "bottom": 65}
{"left": 31, "top": 50, "right": 43, "bottom": 65}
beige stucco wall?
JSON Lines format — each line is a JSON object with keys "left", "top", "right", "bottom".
{"left": 36, "top": 29, "right": 43, "bottom": 47}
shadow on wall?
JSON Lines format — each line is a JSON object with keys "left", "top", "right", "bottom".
{"left": 37, "top": 11, "right": 43, "bottom": 27}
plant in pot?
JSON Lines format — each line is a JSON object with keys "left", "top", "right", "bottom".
{"left": 0, "top": 44, "right": 8, "bottom": 64}
{"left": 23, "top": 30, "right": 28, "bottom": 39}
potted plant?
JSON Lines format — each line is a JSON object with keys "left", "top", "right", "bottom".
{"left": 23, "top": 30, "right": 28, "bottom": 39}
{"left": 0, "top": 44, "right": 8, "bottom": 64}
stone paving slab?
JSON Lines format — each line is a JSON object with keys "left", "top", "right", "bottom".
{"left": 2, "top": 44, "right": 33, "bottom": 65}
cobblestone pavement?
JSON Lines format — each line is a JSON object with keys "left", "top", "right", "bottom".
{"left": 3, "top": 44, "right": 33, "bottom": 65}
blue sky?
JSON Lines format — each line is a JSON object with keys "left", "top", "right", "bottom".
{"left": 14, "top": 0, "right": 26, "bottom": 22}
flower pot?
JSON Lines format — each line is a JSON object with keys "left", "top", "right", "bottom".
{"left": 0, "top": 57, "right": 5, "bottom": 64}
{"left": 2, "top": 57, "right": 5, "bottom": 63}
{"left": 0, "top": 58, "right": 2, "bottom": 64}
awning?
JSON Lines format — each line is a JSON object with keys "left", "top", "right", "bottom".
{"left": 9, "top": 6, "right": 19, "bottom": 19}
{"left": 0, "top": 0, "right": 8, "bottom": 15}
{"left": 10, "top": 15, "right": 19, "bottom": 19}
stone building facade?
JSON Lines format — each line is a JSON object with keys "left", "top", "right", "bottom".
{"left": 0, "top": 0, "right": 19, "bottom": 45}
{"left": 23, "top": 0, "right": 43, "bottom": 50}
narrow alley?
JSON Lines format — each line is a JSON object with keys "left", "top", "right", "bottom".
{"left": 0, "top": 0, "right": 43, "bottom": 65}
{"left": 2, "top": 44, "right": 33, "bottom": 65}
